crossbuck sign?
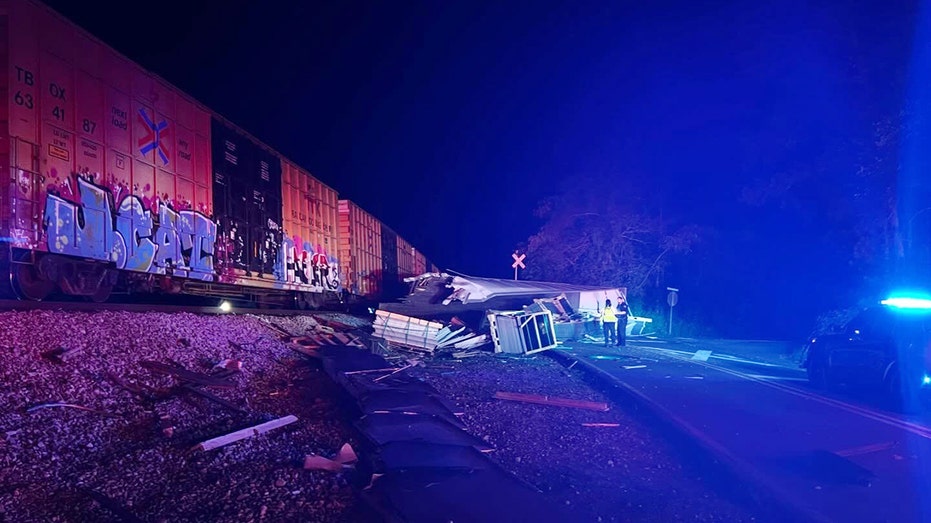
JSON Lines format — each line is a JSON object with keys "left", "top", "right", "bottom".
{"left": 511, "top": 252, "right": 526, "bottom": 280}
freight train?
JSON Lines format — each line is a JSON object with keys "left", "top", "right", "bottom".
{"left": 0, "top": 0, "right": 437, "bottom": 308}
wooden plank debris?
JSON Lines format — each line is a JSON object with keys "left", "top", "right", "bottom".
{"left": 140, "top": 361, "right": 236, "bottom": 388}
{"left": 373, "top": 362, "right": 420, "bottom": 382}
{"left": 26, "top": 402, "right": 112, "bottom": 416}
{"left": 286, "top": 342, "right": 319, "bottom": 358}
{"left": 343, "top": 367, "right": 401, "bottom": 376}
{"left": 182, "top": 384, "right": 247, "bottom": 413}
{"left": 192, "top": 415, "right": 298, "bottom": 452}
{"left": 346, "top": 334, "right": 366, "bottom": 348}
{"left": 106, "top": 371, "right": 155, "bottom": 400}
{"left": 493, "top": 391, "right": 609, "bottom": 412}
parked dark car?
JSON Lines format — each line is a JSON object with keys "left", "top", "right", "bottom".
{"left": 802, "top": 304, "right": 931, "bottom": 408}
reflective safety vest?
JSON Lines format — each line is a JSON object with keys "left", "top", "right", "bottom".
{"left": 602, "top": 306, "right": 617, "bottom": 323}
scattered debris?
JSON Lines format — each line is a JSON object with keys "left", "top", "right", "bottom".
{"left": 157, "top": 413, "right": 175, "bottom": 438}
{"left": 40, "top": 346, "right": 84, "bottom": 363}
{"left": 303, "top": 443, "right": 358, "bottom": 472}
{"left": 182, "top": 384, "right": 248, "bottom": 413}
{"left": 372, "top": 310, "right": 490, "bottom": 354}
{"left": 582, "top": 423, "right": 621, "bottom": 427}
{"left": 488, "top": 310, "right": 558, "bottom": 355}
{"left": 140, "top": 360, "right": 236, "bottom": 388}
{"left": 213, "top": 358, "right": 243, "bottom": 371}
{"left": 373, "top": 362, "right": 421, "bottom": 383}
{"left": 0, "top": 310, "right": 369, "bottom": 522}
{"left": 493, "top": 391, "right": 610, "bottom": 412}
{"left": 192, "top": 415, "right": 299, "bottom": 452}
{"left": 623, "top": 364, "right": 647, "bottom": 370}
{"left": 343, "top": 367, "right": 403, "bottom": 376}
{"left": 692, "top": 350, "right": 713, "bottom": 362}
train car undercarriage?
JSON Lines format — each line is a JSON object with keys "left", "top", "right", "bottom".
{"left": 1, "top": 246, "right": 343, "bottom": 310}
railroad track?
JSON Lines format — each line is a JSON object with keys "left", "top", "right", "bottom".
{"left": 0, "top": 297, "right": 345, "bottom": 317}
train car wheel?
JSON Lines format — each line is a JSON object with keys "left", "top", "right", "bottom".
{"left": 88, "top": 282, "right": 113, "bottom": 303}
{"left": 296, "top": 294, "right": 309, "bottom": 310}
{"left": 11, "top": 263, "right": 54, "bottom": 301}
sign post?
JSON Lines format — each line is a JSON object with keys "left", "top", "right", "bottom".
{"left": 511, "top": 252, "right": 526, "bottom": 281}
{"left": 666, "top": 287, "right": 679, "bottom": 336}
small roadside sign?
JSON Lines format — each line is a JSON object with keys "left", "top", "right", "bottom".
{"left": 666, "top": 287, "right": 679, "bottom": 336}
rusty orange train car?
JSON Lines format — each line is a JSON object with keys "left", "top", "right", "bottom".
{"left": 0, "top": 0, "right": 434, "bottom": 307}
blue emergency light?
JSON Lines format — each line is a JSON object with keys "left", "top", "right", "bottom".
{"left": 880, "top": 296, "right": 931, "bottom": 309}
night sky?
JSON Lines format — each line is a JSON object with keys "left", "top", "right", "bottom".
{"left": 41, "top": 0, "right": 922, "bottom": 339}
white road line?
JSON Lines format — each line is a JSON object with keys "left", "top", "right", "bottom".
{"left": 668, "top": 353, "right": 931, "bottom": 441}
{"left": 637, "top": 344, "right": 791, "bottom": 369}
{"left": 744, "top": 374, "right": 809, "bottom": 383}
{"left": 835, "top": 441, "right": 896, "bottom": 457}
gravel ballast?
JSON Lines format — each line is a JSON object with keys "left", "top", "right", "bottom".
{"left": 408, "top": 352, "right": 762, "bottom": 522}
{"left": 1, "top": 308, "right": 768, "bottom": 522}
{"left": 0, "top": 310, "right": 377, "bottom": 523}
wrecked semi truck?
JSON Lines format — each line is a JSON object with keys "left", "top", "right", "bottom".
{"left": 374, "top": 273, "right": 653, "bottom": 354}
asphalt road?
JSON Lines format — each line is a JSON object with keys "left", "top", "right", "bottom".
{"left": 558, "top": 337, "right": 931, "bottom": 523}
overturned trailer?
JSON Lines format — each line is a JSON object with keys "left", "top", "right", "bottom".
{"left": 379, "top": 273, "right": 653, "bottom": 344}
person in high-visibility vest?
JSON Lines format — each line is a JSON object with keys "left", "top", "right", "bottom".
{"left": 600, "top": 299, "right": 618, "bottom": 347}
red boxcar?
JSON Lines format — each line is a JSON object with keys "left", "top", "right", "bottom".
{"left": 0, "top": 0, "right": 344, "bottom": 304}
{"left": 337, "top": 199, "right": 383, "bottom": 299}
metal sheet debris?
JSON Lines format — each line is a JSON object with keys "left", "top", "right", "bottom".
{"left": 488, "top": 310, "right": 558, "bottom": 355}
{"left": 372, "top": 310, "right": 491, "bottom": 354}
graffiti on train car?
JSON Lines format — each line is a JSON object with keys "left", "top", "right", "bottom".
{"left": 279, "top": 236, "right": 340, "bottom": 292}
{"left": 43, "top": 173, "right": 218, "bottom": 280}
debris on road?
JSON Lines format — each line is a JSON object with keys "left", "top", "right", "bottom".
{"left": 408, "top": 348, "right": 761, "bottom": 522}
{"left": 582, "top": 422, "right": 622, "bottom": 427}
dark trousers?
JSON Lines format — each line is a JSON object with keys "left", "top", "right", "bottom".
{"left": 603, "top": 321, "right": 617, "bottom": 346}
{"left": 618, "top": 320, "right": 627, "bottom": 346}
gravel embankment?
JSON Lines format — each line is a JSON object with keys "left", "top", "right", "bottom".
{"left": 409, "top": 353, "right": 761, "bottom": 522}
{"left": 0, "top": 310, "right": 377, "bottom": 523}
